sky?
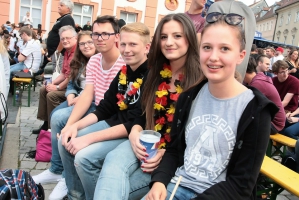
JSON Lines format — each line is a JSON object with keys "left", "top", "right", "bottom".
{"left": 240, "top": 0, "right": 278, "bottom": 7}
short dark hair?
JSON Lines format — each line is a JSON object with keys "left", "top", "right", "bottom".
{"left": 6, "top": 21, "right": 10, "bottom": 24}
{"left": 246, "top": 56, "right": 257, "bottom": 74}
{"left": 256, "top": 55, "right": 268, "bottom": 64}
{"left": 118, "top": 19, "right": 126, "bottom": 29}
{"left": 92, "top": 15, "right": 119, "bottom": 33}
{"left": 19, "top": 27, "right": 32, "bottom": 37}
{"left": 251, "top": 44, "right": 257, "bottom": 52}
{"left": 272, "top": 60, "right": 289, "bottom": 73}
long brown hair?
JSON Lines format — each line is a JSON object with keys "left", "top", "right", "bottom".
{"left": 69, "top": 31, "right": 96, "bottom": 82}
{"left": 142, "top": 13, "right": 205, "bottom": 130}
{"left": 286, "top": 49, "right": 299, "bottom": 67}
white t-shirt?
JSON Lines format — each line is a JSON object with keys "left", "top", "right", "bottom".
{"left": 23, "top": 16, "right": 33, "bottom": 25}
{"left": 21, "top": 39, "right": 41, "bottom": 73}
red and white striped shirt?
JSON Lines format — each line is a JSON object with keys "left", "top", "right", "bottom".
{"left": 86, "top": 53, "right": 125, "bottom": 105}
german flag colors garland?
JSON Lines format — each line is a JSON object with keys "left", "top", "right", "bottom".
{"left": 154, "top": 63, "right": 183, "bottom": 149}
{"left": 116, "top": 65, "right": 143, "bottom": 110}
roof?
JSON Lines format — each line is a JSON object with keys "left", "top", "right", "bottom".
{"left": 255, "top": 3, "right": 279, "bottom": 22}
{"left": 275, "top": 0, "right": 299, "bottom": 11}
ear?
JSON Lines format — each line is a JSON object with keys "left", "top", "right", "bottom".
{"left": 237, "top": 50, "right": 246, "bottom": 65}
{"left": 145, "top": 42, "right": 151, "bottom": 54}
{"left": 115, "top": 33, "right": 120, "bottom": 43}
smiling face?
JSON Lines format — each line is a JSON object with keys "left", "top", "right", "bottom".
{"left": 78, "top": 35, "right": 96, "bottom": 58}
{"left": 291, "top": 50, "right": 298, "bottom": 61}
{"left": 160, "top": 20, "right": 189, "bottom": 64}
{"left": 199, "top": 23, "right": 245, "bottom": 84}
{"left": 60, "top": 29, "right": 77, "bottom": 50}
{"left": 119, "top": 31, "right": 149, "bottom": 70}
{"left": 92, "top": 22, "right": 118, "bottom": 53}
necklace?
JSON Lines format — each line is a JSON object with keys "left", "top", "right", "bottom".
{"left": 116, "top": 65, "right": 143, "bottom": 110}
{"left": 154, "top": 63, "right": 183, "bottom": 148}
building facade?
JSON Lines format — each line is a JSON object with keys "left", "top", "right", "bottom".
{"left": 249, "top": 0, "right": 268, "bottom": 15}
{"left": 0, "top": 0, "right": 196, "bottom": 38}
{"left": 274, "top": 0, "right": 299, "bottom": 46}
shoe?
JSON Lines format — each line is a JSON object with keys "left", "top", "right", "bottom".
{"left": 49, "top": 178, "right": 68, "bottom": 200}
{"left": 32, "top": 169, "right": 62, "bottom": 184}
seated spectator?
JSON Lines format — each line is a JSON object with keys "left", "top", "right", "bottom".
{"left": 10, "top": 27, "right": 41, "bottom": 78}
{"left": 32, "top": 15, "right": 125, "bottom": 199}
{"left": 23, "top": 11, "right": 33, "bottom": 25}
{"left": 275, "top": 47, "right": 284, "bottom": 61}
{"left": 32, "top": 25, "right": 77, "bottom": 134}
{"left": 58, "top": 21, "right": 149, "bottom": 200}
{"left": 244, "top": 56, "right": 285, "bottom": 134}
{"left": 256, "top": 55, "right": 270, "bottom": 73}
{"left": 281, "top": 107, "right": 299, "bottom": 139}
{"left": 272, "top": 60, "right": 299, "bottom": 114}
{"left": 285, "top": 49, "right": 299, "bottom": 79}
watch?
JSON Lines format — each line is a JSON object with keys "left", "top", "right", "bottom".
{"left": 56, "top": 85, "right": 60, "bottom": 90}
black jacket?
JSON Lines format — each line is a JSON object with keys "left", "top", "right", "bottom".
{"left": 47, "top": 14, "right": 75, "bottom": 57}
{"left": 82, "top": 24, "right": 92, "bottom": 31}
{"left": 92, "top": 61, "right": 148, "bottom": 134}
{"left": 150, "top": 80, "right": 279, "bottom": 200}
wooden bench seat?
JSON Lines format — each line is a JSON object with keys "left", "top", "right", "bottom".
{"left": 259, "top": 156, "right": 299, "bottom": 199}
{"left": 266, "top": 133, "right": 296, "bottom": 157}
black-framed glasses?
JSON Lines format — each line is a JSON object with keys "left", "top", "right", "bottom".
{"left": 91, "top": 32, "right": 116, "bottom": 40}
{"left": 206, "top": 12, "right": 244, "bottom": 25}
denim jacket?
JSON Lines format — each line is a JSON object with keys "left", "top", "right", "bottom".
{"left": 65, "top": 67, "right": 84, "bottom": 97}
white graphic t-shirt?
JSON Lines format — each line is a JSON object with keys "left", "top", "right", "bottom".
{"left": 171, "top": 83, "right": 254, "bottom": 194}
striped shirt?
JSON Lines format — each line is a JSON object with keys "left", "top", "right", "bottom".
{"left": 86, "top": 53, "right": 125, "bottom": 105}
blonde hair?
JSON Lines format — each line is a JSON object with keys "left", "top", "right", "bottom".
{"left": 0, "top": 40, "right": 9, "bottom": 56}
{"left": 120, "top": 22, "right": 150, "bottom": 44}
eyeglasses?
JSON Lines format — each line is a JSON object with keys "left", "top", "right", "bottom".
{"left": 91, "top": 32, "right": 116, "bottom": 40}
{"left": 79, "top": 40, "right": 94, "bottom": 47}
{"left": 60, "top": 36, "right": 75, "bottom": 41}
{"left": 206, "top": 12, "right": 244, "bottom": 25}
{"left": 278, "top": 69, "right": 288, "bottom": 75}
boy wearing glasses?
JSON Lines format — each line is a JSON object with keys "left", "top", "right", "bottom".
{"left": 32, "top": 16, "right": 125, "bottom": 199}
{"left": 272, "top": 60, "right": 299, "bottom": 114}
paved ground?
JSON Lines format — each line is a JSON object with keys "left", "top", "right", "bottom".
{"left": 0, "top": 84, "right": 298, "bottom": 200}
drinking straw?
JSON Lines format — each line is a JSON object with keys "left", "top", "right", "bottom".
{"left": 169, "top": 176, "right": 182, "bottom": 200}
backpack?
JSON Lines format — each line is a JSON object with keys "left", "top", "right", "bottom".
{"left": 281, "top": 140, "right": 299, "bottom": 173}
{"left": 0, "top": 169, "right": 45, "bottom": 200}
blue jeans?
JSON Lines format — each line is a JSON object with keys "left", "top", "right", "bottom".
{"left": 49, "top": 102, "right": 96, "bottom": 176}
{"left": 280, "top": 114, "right": 299, "bottom": 139}
{"left": 94, "top": 139, "right": 151, "bottom": 200}
{"left": 58, "top": 121, "right": 126, "bottom": 200}
{"left": 141, "top": 182, "right": 197, "bottom": 200}
{"left": 10, "top": 62, "right": 26, "bottom": 79}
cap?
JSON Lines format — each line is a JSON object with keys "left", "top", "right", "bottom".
{"left": 276, "top": 47, "right": 284, "bottom": 53}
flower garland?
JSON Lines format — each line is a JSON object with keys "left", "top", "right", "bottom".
{"left": 154, "top": 63, "right": 183, "bottom": 149}
{"left": 116, "top": 65, "right": 143, "bottom": 110}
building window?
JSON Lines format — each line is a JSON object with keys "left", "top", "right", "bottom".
{"left": 266, "top": 23, "right": 269, "bottom": 30}
{"left": 73, "top": 4, "right": 93, "bottom": 27}
{"left": 277, "top": 37, "right": 280, "bottom": 41}
{"left": 295, "top": 11, "right": 299, "bottom": 22}
{"left": 270, "top": 21, "right": 273, "bottom": 30}
{"left": 263, "top": 24, "right": 265, "bottom": 31}
{"left": 280, "top": 16, "right": 283, "bottom": 26}
{"left": 284, "top": 36, "right": 287, "bottom": 44}
{"left": 19, "top": 0, "right": 42, "bottom": 28}
{"left": 120, "top": 11, "right": 137, "bottom": 23}
{"left": 259, "top": 24, "right": 262, "bottom": 31}
{"left": 292, "top": 35, "right": 295, "bottom": 45}
{"left": 287, "top": 14, "right": 291, "bottom": 24}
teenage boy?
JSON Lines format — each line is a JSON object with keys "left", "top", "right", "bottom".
{"left": 256, "top": 55, "right": 270, "bottom": 73}
{"left": 58, "top": 22, "right": 150, "bottom": 200}
{"left": 272, "top": 60, "right": 299, "bottom": 114}
{"left": 32, "top": 16, "right": 125, "bottom": 199}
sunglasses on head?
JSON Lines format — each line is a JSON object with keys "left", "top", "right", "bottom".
{"left": 206, "top": 12, "right": 244, "bottom": 26}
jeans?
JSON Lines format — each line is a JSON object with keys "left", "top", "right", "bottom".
{"left": 94, "top": 140, "right": 151, "bottom": 200}
{"left": 49, "top": 102, "right": 96, "bottom": 176}
{"left": 58, "top": 121, "right": 126, "bottom": 200}
{"left": 280, "top": 114, "right": 299, "bottom": 139}
{"left": 141, "top": 182, "right": 197, "bottom": 200}
{"left": 10, "top": 62, "right": 26, "bottom": 79}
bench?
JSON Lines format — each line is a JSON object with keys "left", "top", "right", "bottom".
{"left": 266, "top": 133, "right": 296, "bottom": 157}
{"left": 258, "top": 156, "right": 299, "bottom": 199}
{"left": 12, "top": 77, "right": 32, "bottom": 107}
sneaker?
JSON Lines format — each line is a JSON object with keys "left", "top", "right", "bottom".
{"left": 49, "top": 178, "right": 68, "bottom": 200}
{"left": 32, "top": 169, "right": 62, "bottom": 184}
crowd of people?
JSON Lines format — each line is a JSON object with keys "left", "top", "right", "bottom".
{"left": 1, "top": 0, "right": 299, "bottom": 199}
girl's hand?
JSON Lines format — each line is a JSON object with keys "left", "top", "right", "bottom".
{"left": 67, "top": 94, "right": 75, "bottom": 106}
{"left": 145, "top": 182, "right": 167, "bottom": 200}
{"left": 287, "top": 117, "right": 298, "bottom": 124}
{"left": 61, "top": 124, "right": 78, "bottom": 146}
{"left": 141, "top": 149, "right": 165, "bottom": 173}
{"left": 129, "top": 129, "right": 148, "bottom": 161}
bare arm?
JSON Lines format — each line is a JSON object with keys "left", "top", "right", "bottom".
{"left": 282, "top": 93, "right": 294, "bottom": 108}
{"left": 18, "top": 54, "right": 26, "bottom": 62}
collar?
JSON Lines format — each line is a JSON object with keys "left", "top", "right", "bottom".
{"left": 66, "top": 44, "right": 76, "bottom": 55}
{"left": 57, "top": 13, "right": 71, "bottom": 20}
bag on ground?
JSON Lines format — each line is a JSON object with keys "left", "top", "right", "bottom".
{"left": 35, "top": 130, "right": 52, "bottom": 162}
{"left": 0, "top": 169, "right": 45, "bottom": 200}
